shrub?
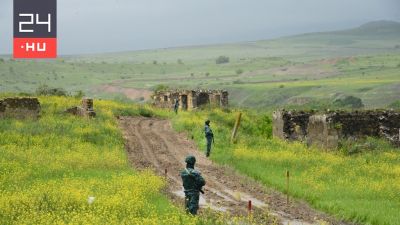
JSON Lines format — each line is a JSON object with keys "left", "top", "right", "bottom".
{"left": 216, "top": 56, "right": 229, "bottom": 64}
{"left": 138, "top": 107, "right": 154, "bottom": 117}
{"left": 35, "top": 85, "right": 67, "bottom": 96}
{"left": 388, "top": 100, "right": 400, "bottom": 109}
{"left": 153, "top": 84, "right": 169, "bottom": 92}
{"left": 254, "top": 114, "right": 272, "bottom": 138}
{"left": 334, "top": 95, "right": 364, "bottom": 108}
{"left": 236, "top": 69, "right": 243, "bottom": 75}
{"left": 74, "top": 90, "right": 85, "bottom": 98}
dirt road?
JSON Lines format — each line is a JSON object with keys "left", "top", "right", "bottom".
{"left": 119, "top": 117, "right": 351, "bottom": 225}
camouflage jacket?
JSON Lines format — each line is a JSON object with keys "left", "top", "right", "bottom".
{"left": 180, "top": 167, "right": 206, "bottom": 193}
{"left": 204, "top": 125, "right": 213, "bottom": 138}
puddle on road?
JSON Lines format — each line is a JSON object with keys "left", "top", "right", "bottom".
{"left": 224, "top": 190, "right": 267, "bottom": 208}
{"left": 173, "top": 189, "right": 315, "bottom": 225}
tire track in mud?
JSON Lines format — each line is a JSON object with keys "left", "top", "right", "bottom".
{"left": 119, "top": 117, "right": 353, "bottom": 225}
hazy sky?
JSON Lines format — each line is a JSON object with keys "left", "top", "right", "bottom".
{"left": 0, "top": 0, "right": 399, "bottom": 55}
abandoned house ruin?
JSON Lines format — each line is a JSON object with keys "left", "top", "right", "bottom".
{"left": 153, "top": 89, "right": 228, "bottom": 110}
{"left": 65, "top": 98, "right": 96, "bottom": 118}
{"left": 273, "top": 109, "right": 400, "bottom": 149}
{"left": 0, "top": 97, "right": 41, "bottom": 119}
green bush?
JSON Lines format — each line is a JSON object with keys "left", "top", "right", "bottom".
{"left": 74, "top": 90, "right": 85, "bottom": 99}
{"left": 153, "top": 84, "right": 169, "bottom": 92}
{"left": 235, "top": 69, "right": 243, "bottom": 75}
{"left": 334, "top": 95, "right": 364, "bottom": 108}
{"left": 35, "top": 85, "right": 68, "bottom": 96}
{"left": 215, "top": 56, "right": 230, "bottom": 64}
{"left": 138, "top": 107, "right": 154, "bottom": 117}
{"left": 388, "top": 100, "right": 400, "bottom": 109}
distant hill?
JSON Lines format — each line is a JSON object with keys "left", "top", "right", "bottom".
{"left": 1, "top": 20, "right": 399, "bottom": 109}
{"left": 71, "top": 20, "right": 400, "bottom": 63}
{"left": 283, "top": 20, "right": 400, "bottom": 38}
{"left": 334, "top": 20, "right": 400, "bottom": 37}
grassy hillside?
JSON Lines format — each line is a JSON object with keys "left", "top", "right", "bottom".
{"left": 0, "top": 96, "right": 190, "bottom": 224}
{"left": 1, "top": 95, "right": 399, "bottom": 224}
{"left": 171, "top": 108, "right": 400, "bottom": 225}
{"left": 0, "top": 96, "right": 259, "bottom": 225}
{"left": 0, "top": 21, "right": 399, "bottom": 109}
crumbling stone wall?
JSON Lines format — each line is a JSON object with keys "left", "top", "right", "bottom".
{"left": 0, "top": 97, "right": 40, "bottom": 119}
{"left": 273, "top": 109, "right": 400, "bottom": 148}
{"left": 307, "top": 115, "right": 340, "bottom": 149}
{"left": 272, "top": 110, "right": 313, "bottom": 141}
{"left": 153, "top": 89, "right": 228, "bottom": 110}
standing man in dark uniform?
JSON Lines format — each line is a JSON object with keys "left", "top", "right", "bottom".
{"left": 204, "top": 120, "right": 214, "bottom": 157}
{"left": 180, "top": 155, "right": 206, "bottom": 215}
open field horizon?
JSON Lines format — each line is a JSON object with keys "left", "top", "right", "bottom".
{"left": 1, "top": 20, "right": 400, "bottom": 110}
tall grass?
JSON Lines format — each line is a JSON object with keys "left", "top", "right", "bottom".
{"left": 0, "top": 96, "right": 194, "bottom": 224}
{"left": 0, "top": 96, "right": 266, "bottom": 224}
{"left": 171, "top": 108, "right": 400, "bottom": 225}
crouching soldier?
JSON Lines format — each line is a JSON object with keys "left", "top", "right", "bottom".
{"left": 180, "top": 155, "right": 206, "bottom": 215}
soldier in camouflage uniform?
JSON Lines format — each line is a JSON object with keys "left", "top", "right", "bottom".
{"left": 180, "top": 155, "right": 206, "bottom": 215}
{"left": 204, "top": 120, "right": 214, "bottom": 157}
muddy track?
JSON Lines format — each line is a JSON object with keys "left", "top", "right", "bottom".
{"left": 119, "top": 117, "right": 352, "bottom": 225}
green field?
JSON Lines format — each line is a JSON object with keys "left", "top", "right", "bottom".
{"left": 171, "top": 108, "right": 400, "bottom": 225}
{"left": 1, "top": 21, "right": 399, "bottom": 109}
{"left": 0, "top": 96, "right": 266, "bottom": 225}
{"left": 2, "top": 96, "right": 399, "bottom": 225}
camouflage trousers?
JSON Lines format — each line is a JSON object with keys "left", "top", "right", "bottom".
{"left": 185, "top": 191, "right": 200, "bottom": 215}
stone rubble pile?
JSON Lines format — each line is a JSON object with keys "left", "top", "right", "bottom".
{"left": 65, "top": 98, "right": 96, "bottom": 118}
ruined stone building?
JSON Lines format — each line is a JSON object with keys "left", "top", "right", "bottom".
{"left": 0, "top": 97, "right": 41, "bottom": 119}
{"left": 273, "top": 110, "right": 400, "bottom": 149}
{"left": 153, "top": 90, "right": 228, "bottom": 110}
{"left": 65, "top": 98, "right": 96, "bottom": 118}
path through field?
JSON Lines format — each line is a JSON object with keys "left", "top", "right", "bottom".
{"left": 118, "top": 117, "right": 351, "bottom": 225}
